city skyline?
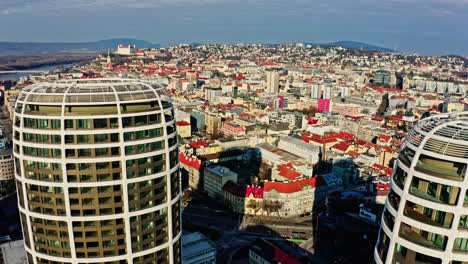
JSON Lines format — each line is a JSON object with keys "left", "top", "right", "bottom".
{"left": 0, "top": 0, "right": 468, "bottom": 55}
{"left": 0, "top": 36, "right": 466, "bottom": 264}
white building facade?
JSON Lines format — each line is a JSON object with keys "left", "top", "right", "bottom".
{"left": 13, "top": 79, "right": 182, "bottom": 263}
{"left": 375, "top": 112, "right": 468, "bottom": 264}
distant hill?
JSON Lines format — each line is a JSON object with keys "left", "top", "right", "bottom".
{"left": 0, "top": 38, "right": 161, "bottom": 55}
{"left": 305, "top": 40, "right": 394, "bottom": 52}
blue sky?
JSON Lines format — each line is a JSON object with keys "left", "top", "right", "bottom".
{"left": 1, "top": 0, "right": 467, "bottom": 55}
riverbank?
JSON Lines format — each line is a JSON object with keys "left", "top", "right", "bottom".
{"left": 0, "top": 51, "right": 98, "bottom": 71}
{"left": 0, "top": 62, "right": 80, "bottom": 81}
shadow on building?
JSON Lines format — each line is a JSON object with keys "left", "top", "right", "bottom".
{"left": 314, "top": 190, "right": 383, "bottom": 264}
{"left": 0, "top": 193, "right": 22, "bottom": 241}
{"left": 181, "top": 146, "right": 332, "bottom": 263}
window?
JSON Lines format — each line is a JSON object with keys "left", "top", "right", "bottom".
{"left": 409, "top": 176, "right": 459, "bottom": 205}
{"left": 399, "top": 222, "right": 447, "bottom": 250}
{"left": 393, "top": 165, "right": 407, "bottom": 190}
{"left": 383, "top": 209, "right": 395, "bottom": 230}
{"left": 398, "top": 147, "right": 415, "bottom": 167}
{"left": 388, "top": 190, "right": 400, "bottom": 210}
{"left": 459, "top": 215, "right": 468, "bottom": 229}
{"left": 376, "top": 229, "right": 390, "bottom": 261}
{"left": 76, "top": 119, "right": 91, "bottom": 129}
{"left": 404, "top": 201, "right": 453, "bottom": 228}
{"left": 415, "top": 154, "right": 466, "bottom": 181}
{"left": 93, "top": 119, "right": 108, "bottom": 129}
{"left": 121, "top": 101, "right": 160, "bottom": 113}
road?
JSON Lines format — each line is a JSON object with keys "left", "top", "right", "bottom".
{"left": 182, "top": 203, "right": 319, "bottom": 263}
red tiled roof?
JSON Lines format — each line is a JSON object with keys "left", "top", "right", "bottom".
{"left": 369, "top": 163, "right": 393, "bottom": 176}
{"left": 332, "top": 141, "right": 352, "bottom": 152}
{"left": 176, "top": 121, "right": 190, "bottom": 126}
{"left": 391, "top": 115, "right": 403, "bottom": 121}
{"left": 305, "top": 133, "right": 338, "bottom": 144}
{"left": 277, "top": 163, "right": 301, "bottom": 181}
{"left": 378, "top": 134, "right": 391, "bottom": 142}
{"left": 223, "top": 181, "right": 264, "bottom": 198}
{"left": 189, "top": 140, "right": 209, "bottom": 149}
{"left": 368, "top": 85, "right": 405, "bottom": 94}
{"left": 234, "top": 74, "right": 246, "bottom": 80}
{"left": 347, "top": 150, "right": 360, "bottom": 157}
{"left": 179, "top": 153, "right": 202, "bottom": 170}
{"left": 239, "top": 112, "right": 254, "bottom": 119}
{"left": 264, "top": 177, "right": 325, "bottom": 194}
{"left": 335, "top": 131, "right": 355, "bottom": 141}
{"left": 380, "top": 146, "right": 394, "bottom": 153}
{"left": 305, "top": 117, "right": 318, "bottom": 125}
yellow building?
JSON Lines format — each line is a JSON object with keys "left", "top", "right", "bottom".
{"left": 176, "top": 121, "right": 192, "bottom": 138}
{"left": 205, "top": 113, "right": 222, "bottom": 135}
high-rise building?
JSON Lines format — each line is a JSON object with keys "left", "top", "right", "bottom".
{"left": 205, "top": 113, "right": 222, "bottom": 136}
{"left": 322, "top": 85, "right": 334, "bottom": 99}
{"left": 340, "top": 86, "right": 350, "bottom": 98}
{"left": 375, "top": 112, "right": 468, "bottom": 264}
{"left": 13, "top": 79, "right": 182, "bottom": 263}
{"left": 204, "top": 86, "right": 222, "bottom": 103}
{"left": 181, "top": 232, "right": 216, "bottom": 264}
{"left": 266, "top": 70, "right": 280, "bottom": 94}
{"left": 0, "top": 135, "right": 14, "bottom": 198}
{"left": 311, "top": 84, "right": 321, "bottom": 99}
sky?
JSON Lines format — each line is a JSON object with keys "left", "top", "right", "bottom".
{"left": 0, "top": 0, "right": 467, "bottom": 55}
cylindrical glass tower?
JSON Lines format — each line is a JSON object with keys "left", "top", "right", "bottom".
{"left": 13, "top": 79, "right": 181, "bottom": 264}
{"left": 375, "top": 112, "right": 468, "bottom": 264}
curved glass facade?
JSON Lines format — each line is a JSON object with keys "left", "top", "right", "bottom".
{"left": 14, "top": 79, "right": 181, "bottom": 264}
{"left": 375, "top": 112, "right": 468, "bottom": 264}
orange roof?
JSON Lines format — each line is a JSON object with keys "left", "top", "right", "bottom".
{"left": 346, "top": 150, "right": 360, "bottom": 157}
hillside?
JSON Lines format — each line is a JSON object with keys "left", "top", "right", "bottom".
{"left": 305, "top": 40, "right": 394, "bottom": 52}
{"left": 0, "top": 38, "right": 161, "bottom": 55}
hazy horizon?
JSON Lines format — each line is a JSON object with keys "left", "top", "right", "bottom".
{"left": 1, "top": 0, "right": 467, "bottom": 55}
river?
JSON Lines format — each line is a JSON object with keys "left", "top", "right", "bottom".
{"left": 0, "top": 62, "right": 79, "bottom": 81}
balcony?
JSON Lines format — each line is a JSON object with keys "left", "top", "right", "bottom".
{"left": 398, "top": 148, "right": 415, "bottom": 168}
{"left": 403, "top": 204, "right": 452, "bottom": 229}
{"left": 399, "top": 223, "right": 447, "bottom": 251}
{"left": 414, "top": 154, "right": 466, "bottom": 182}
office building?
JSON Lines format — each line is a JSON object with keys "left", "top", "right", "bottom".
{"left": 13, "top": 79, "right": 182, "bottom": 263}
{"left": 266, "top": 70, "right": 280, "bottom": 94}
{"left": 0, "top": 136, "right": 14, "bottom": 198}
{"left": 249, "top": 239, "right": 302, "bottom": 264}
{"left": 340, "top": 86, "right": 350, "bottom": 98}
{"left": 333, "top": 103, "right": 361, "bottom": 117}
{"left": 205, "top": 113, "right": 222, "bottom": 136}
{"left": 311, "top": 84, "right": 321, "bottom": 99}
{"left": 204, "top": 87, "right": 222, "bottom": 103}
{"left": 277, "top": 136, "right": 320, "bottom": 165}
{"left": 375, "top": 112, "right": 468, "bottom": 264}
{"left": 190, "top": 110, "right": 205, "bottom": 132}
{"left": 323, "top": 85, "right": 333, "bottom": 99}
{"left": 0, "top": 239, "right": 27, "bottom": 264}
{"left": 204, "top": 166, "right": 237, "bottom": 199}
{"left": 0, "top": 137, "right": 13, "bottom": 182}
